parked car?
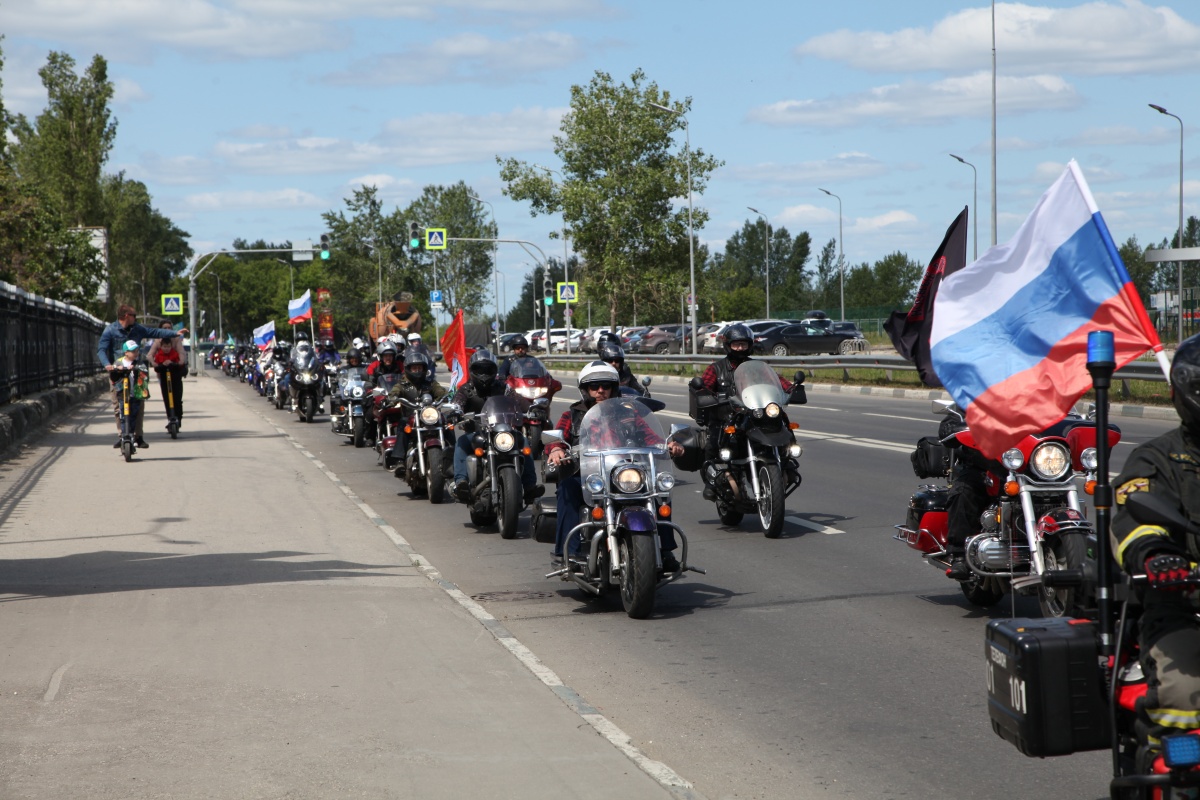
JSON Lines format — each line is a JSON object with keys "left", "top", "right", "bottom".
{"left": 497, "top": 332, "right": 525, "bottom": 354}
{"left": 638, "top": 324, "right": 686, "bottom": 355}
{"left": 620, "top": 326, "right": 649, "bottom": 353}
{"left": 579, "top": 326, "right": 615, "bottom": 353}
{"left": 714, "top": 319, "right": 790, "bottom": 351}
{"left": 830, "top": 321, "right": 865, "bottom": 337}
{"left": 803, "top": 310, "right": 833, "bottom": 331}
{"left": 752, "top": 322, "right": 862, "bottom": 356}
{"left": 701, "top": 322, "right": 733, "bottom": 354}
{"left": 548, "top": 328, "right": 585, "bottom": 352}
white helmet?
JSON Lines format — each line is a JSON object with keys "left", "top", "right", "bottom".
{"left": 577, "top": 360, "right": 620, "bottom": 401}
{"left": 352, "top": 337, "right": 366, "bottom": 350}
{"left": 407, "top": 332, "right": 422, "bottom": 343}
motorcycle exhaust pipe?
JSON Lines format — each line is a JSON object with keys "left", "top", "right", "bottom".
{"left": 1041, "top": 568, "right": 1085, "bottom": 588}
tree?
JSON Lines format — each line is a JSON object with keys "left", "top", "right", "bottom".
{"left": 0, "top": 171, "right": 100, "bottom": 301}
{"left": 703, "top": 218, "right": 812, "bottom": 318}
{"left": 11, "top": 52, "right": 117, "bottom": 227}
{"left": 401, "top": 181, "right": 495, "bottom": 317}
{"left": 810, "top": 238, "right": 840, "bottom": 312}
{"left": 1118, "top": 235, "right": 1155, "bottom": 307}
{"left": 102, "top": 173, "right": 191, "bottom": 315}
{"left": 498, "top": 69, "right": 722, "bottom": 330}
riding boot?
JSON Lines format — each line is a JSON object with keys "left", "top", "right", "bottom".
{"left": 946, "top": 548, "right": 970, "bottom": 580}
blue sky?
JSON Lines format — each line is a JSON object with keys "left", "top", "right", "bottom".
{"left": 4, "top": 0, "right": 1199, "bottom": 318}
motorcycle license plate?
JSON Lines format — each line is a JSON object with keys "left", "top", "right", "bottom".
{"left": 351, "top": 406, "right": 363, "bottom": 416}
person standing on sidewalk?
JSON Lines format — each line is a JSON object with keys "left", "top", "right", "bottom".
{"left": 148, "top": 335, "right": 188, "bottom": 430}
{"left": 97, "top": 304, "right": 186, "bottom": 448}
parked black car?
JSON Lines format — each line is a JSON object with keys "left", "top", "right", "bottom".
{"left": 752, "top": 322, "right": 860, "bottom": 356}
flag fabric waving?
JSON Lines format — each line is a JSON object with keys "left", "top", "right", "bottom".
{"left": 930, "top": 160, "right": 1161, "bottom": 458}
{"left": 207, "top": 329, "right": 217, "bottom": 342}
{"left": 252, "top": 320, "right": 276, "bottom": 349}
{"left": 440, "top": 309, "right": 470, "bottom": 390}
{"left": 884, "top": 206, "right": 969, "bottom": 387}
{"left": 288, "top": 289, "right": 312, "bottom": 324}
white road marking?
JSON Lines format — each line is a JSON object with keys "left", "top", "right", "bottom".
{"left": 863, "top": 412, "right": 938, "bottom": 424}
{"left": 786, "top": 514, "right": 844, "bottom": 534}
{"left": 793, "top": 428, "right": 912, "bottom": 454}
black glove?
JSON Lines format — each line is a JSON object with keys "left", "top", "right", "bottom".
{"left": 1144, "top": 553, "right": 1194, "bottom": 589}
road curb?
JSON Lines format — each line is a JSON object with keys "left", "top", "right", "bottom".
{"left": 0, "top": 374, "right": 109, "bottom": 457}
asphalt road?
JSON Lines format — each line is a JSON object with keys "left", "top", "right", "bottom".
{"left": 4, "top": 368, "right": 1177, "bottom": 799}
{"left": 237, "top": 371, "right": 1174, "bottom": 800}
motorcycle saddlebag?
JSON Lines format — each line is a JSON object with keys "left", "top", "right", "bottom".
{"left": 669, "top": 427, "right": 705, "bottom": 472}
{"left": 910, "top": 436, "right": 951, "bottom": 479}
{"left": 985, "top": 617, "right": 1110, "bottom": 757}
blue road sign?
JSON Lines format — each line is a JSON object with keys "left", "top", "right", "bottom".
{"left": 556, "top": 282, "right": 578, "bottom": 303}
{"left": 429, "top": 290, "right": 443, "bottom": 305}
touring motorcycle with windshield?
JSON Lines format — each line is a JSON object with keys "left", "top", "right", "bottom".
{"left": 505, "top": 355, "right": 561, "bottom": 458}
{"left": 542, "top": 396, "right": 703, "bottom": 619}
{"left": 329, "top": 365, "right": 372, "bottom": 447}
{"left": 460, "top": 394, "right": 532, "bottom": 538}
{"left": 287, "top": 343, "right": 323, "bottom": 422}
{"left": 688, "top": 360, "right": 805, "bottom": 538}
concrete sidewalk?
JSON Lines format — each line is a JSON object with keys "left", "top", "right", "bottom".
{"left": 0, "top": 373, "right": 684, "bottom": 799}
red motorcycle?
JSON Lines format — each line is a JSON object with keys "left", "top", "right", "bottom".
{"left": 504, "top": 355, "right": 561, "bottom": 459}
{"left": 370, "top": 374, "right": 406, "bottom": 471}
{"left": 895, "top": 400, "right": 1119, "bottom": 616}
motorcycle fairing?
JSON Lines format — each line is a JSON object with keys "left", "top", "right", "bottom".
{"left": 618, "top": 507, "right": 657, "bottom": 534}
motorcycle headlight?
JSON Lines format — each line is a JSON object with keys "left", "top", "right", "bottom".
{"left": 585, "top": 473, "right": 605, "bottom": 494}
{"left": 765, "top": 403, "right": 781, "bottom": 418}
{"left": 419, "top": 406, "right": 440, "bottom": 425}
{"left": 612, "top": 465, "right": 645, "bottom": 494}
{"left": 1029, "top": 441, "right": 1071, "bottom": 481}
{"left": 1080, "top": 447, "right": 1098, "bottom": 471}
{"left": 656, "top": 472, "right": 676, "bottom": 492}
{"left": 788, "top": 442, "right": 802, "bottom": 458}
{"left": 1001, "top": 449, "right": 1025, "bottom": 470}
{"left": 351, "top": 386, "right": 363, "bottom": 398}
{"left": 300, "top": 370, "right": 317, "bottom": 383}
{"left": 494, "top": 431, "right": 516, "bottom": 452}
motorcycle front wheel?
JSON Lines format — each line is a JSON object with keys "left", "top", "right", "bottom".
{"left": 352, "top": 417, "right": 366, "bottom": 448}
{"left": 304, "top": 394, "right": 318, "bottom": 423}
{"left": 757, "top": 463, "right": 786, "bottom": 538}
{"left": 619, "top": 535, "right": 657, "bottom": 619}
{"left": 1038, "top": 531, "right": 1091, "bottom": 618}
{"left": 498, "top": 468, "right": 521, "bottom": 539}
{"left": 426, "top": 447, "right": 446, "bottom": 504}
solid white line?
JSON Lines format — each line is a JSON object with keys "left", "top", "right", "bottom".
{"left": 220, "top": 380, "right": 702, "bottom": 799}
{"left": 862, "top": 412, "right": 937, "bottom": 424}
{"left": 786, "top": 515, "right": 844, "bottom": 535}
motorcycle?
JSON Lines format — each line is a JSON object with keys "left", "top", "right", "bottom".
{"left": 396, "top": 393, "right": 457, "bottom": 504}
{"left": 505, "top": 355, "right": 561, "bottom": 459}
{"left": 460, "top": 395, "right": 533, "bottom": 538}
{"left": 895, "top": 400, "right": 1117, "bottom": 616}
{"left": 371, "top": 374, "right": 406, "bottom": 470}
{"left": 542, "top": 396, "right": 703, "bottom": 619}
{"left": 329, "top": 365, "right": 372, "bottom": 448}
{"left": 264, "top": 360, "right": 285, "bottom": 409}
{"left": 323, "top": 363, "right": 340, "bottom": 415}
{"left": 986, "top": 492, "right": 1200, "bottom": 797}
{"left": 689, "top": 360, "right": 805, "bottom": 538}
{"left": 288, "top": 343, "right": 322, "bottom": 423}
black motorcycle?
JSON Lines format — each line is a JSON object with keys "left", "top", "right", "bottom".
{"left": 460, "top": 395, "right": 532, "bottom": 538}
{"left": 396, "top": 393, "right": 457, "bottom": 503}
{"left": 690, "top": 361, "right": 805, "bottom": 538}
{"left": 329, "top": 365, "right": 372, "bottom": 448}
{"left": 288, "top": 344, "right": 322, "bottom": 423}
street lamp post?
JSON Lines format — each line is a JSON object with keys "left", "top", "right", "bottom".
{"left": 468, "top": 193, "right": 501, "bottom": 349}
{"left": 648, "top": 101, "right": 697, "bottom": 355}
{"left": 949, "top": 154, "right": 979, "bottom": 261}
{"left": 818, "top": 188, "right": 844, "bottom": 321}
{"left": 1150, "top": 103, "right": 1185, "bottom": 346}
{"left": 747, "top": 207, "right": 771, "bottom": 317}
{"left": 215, "top": 272, "right": 223, "bottom": 343}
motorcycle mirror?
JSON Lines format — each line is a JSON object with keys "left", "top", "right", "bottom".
{"left": 793, "top": 371, "right": 806, "bottom": 385}
{"left": 1126, "top": 492, "right": 1200, "bottom": 537}
{"left": 688, "top": 376, "right": 704, "bottom": 391}
{"left": 642, "top": 376, "right": 652, "bottom": 386}
{"left": 420, "top": 392, "right": 433, "bottom": 404}
{"left": 932, "top": 399, "right": 957, "bottom": 416}
{"left": 541, "top": 429, "right": 565, "bottom": 446}
{"left": 532, "top": 397, "right": 549, "bottom": 407}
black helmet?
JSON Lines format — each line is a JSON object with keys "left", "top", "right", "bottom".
{"left": 469, "top": 348, "right": 498, "bottom": 384}
{"left": 1172, "top": 334, "right": 1200, "bottom": 433}
{"left": 595, "top": 331, "right": 621, "bottom": 349}
{"left": 405, "top": 350, "right": 434, "bottom": 383}
{"left": 377, "top": 341, "right": 399, "bottom": 360}
{"left": 295, "top": 330, "right": 310, "bottom": 343}
{"left": 272, "top": 344, "right": 287, "bottom": 360}
{"left": 723, "top": 323, "right": 753, "bottom": 363}
{"left": 597, "top": 341, "right": 625, "bottom": 366}
{"left": 346, "top": 347, "right": 363, "bottom": 365}
{"left": 320, "top": 337, "right": 335, "bottom": 351}
{"left": 510, "top": 334, "right": 528, "bottom": 351}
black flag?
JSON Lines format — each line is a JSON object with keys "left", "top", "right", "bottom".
{"left": 883, "top": 206, "right": 969, "bottom": 387}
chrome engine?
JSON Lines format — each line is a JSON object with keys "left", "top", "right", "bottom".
{"left": 965, "top": 532, "right": 1030, "bottom": 574}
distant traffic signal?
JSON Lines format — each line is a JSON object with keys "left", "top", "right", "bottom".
{"left": 319, "top": 234, "right": 331, "bottom": 260}
{"left": 543, "top": 271, "right": 554, "bottom": 306}
{"left": 409, "top": 222, "right": 421, "bottom": 249}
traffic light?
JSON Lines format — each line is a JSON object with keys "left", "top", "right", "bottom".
{"left": 319, "top": 234, "right": 331, "bottom": 260}
{"left": 543, "top": 272, "right": 554, "bottom": 306}
{"left": 409, "top": 222, "right": 421, "bottom": 249}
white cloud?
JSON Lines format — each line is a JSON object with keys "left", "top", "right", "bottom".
{"left": 228, "top": 124, "right": 293, "bottom": 140}
{"left": 795, "top": 1, "right": 1200, "bottom": 76}
{"left": 127, "top": 154, "right": 222, "bottom": 186}
{"left": 776, "top": 204, "right": 839, "bottom": 228}
{"left": 183, "top": 188, "right": 326, "bottom": 210}
{"left": 749, "top": 72, "right": 1079, "bottom": 128}
{"left": 731, "top": 152, "right": 888, "bottom": 184}
{"left": 1062, "top": 125, "right": 1177, "bottom": 147}
{"left": 1032, "top": 161, "right": 1125, "bottom": 185}
{"left": 851, "top": 210, "right": 920, "bottom": 233}
{"left": 324, "top": 31, "right": 587, "bottom": 86}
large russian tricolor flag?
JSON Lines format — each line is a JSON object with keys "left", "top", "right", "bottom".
{"left": 253, "top": 320, "right": 276, "bottom": 349}
{"left": 288, "top": 289, "right": 313, "bottom": 324}
{"left": 930, "top": 160, "right": 1163, "bottom": 459}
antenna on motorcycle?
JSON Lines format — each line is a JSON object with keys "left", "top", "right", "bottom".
{"left": 1085, "top": 329, "right": 1119, "bottom": 774}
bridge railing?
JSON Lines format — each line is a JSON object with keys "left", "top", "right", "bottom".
{"left": 0, "top": 280, "right": 105, "bottom": 402}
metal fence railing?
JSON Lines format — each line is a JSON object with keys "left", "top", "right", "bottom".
{"left": 0, "top": 280, "right": 105, "bottom": 403}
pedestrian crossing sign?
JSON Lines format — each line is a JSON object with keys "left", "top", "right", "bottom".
{"left": 556, "top": 282, "right": 578, "bottom": 304}
{"left": 425, "top": 228, "right": 447, "bottom": 250}
{"left": 161, "top": 294, "right": 184, "bottom": 315}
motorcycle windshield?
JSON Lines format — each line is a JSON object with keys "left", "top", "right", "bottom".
{"left": 292, "top": 349, "right": 316, "bottom": 371}
{"left": 508, "top": 356, "right": 547, "bottom": 380}
{"left": 338, "top": 366, "right": 369, "bottom": 391}
{"left": 480, "top": 394, "right": 526, "bottom": 427}
{"left": 578, "top": 398, "right": 669, "bottom": 503}
{"left": 375, "top": 373, "right": 403, "bottom": 393}
{"left": 733, "top": 360, "right": 786, "bottom": 410}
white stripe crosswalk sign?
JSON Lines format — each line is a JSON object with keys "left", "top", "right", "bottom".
{"left": 556, "top": 282, "right": 578, "bottom": 303}
{"left": 161, "top": 294, "right": 183, "bottom": 315}
{"left": 425, "top": 228, "right": 446, "bottom": 250}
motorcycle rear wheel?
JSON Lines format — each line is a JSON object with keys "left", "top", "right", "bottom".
{"left": 716, "top": 497, "right": 743, "bottom": 526}
{"left": 498, "top": 469, "right": 521, "bottom": 540}
{"left": 426, "top": 448, "right": 446, "bottom": 504}
{"left": 619, "top": 536, "right": 657, "bottom": 619}
{"left": 352, "top": 417, "right": 366, "bottom": 448}
{"left": 960, "top": 576, "right": 1004, "bottom": 608}
{"left": 1038, "top": 531, "right": 1091, "bottom": 618}
{"left": 758, "top": 463, "right": 786, "bottom": 538}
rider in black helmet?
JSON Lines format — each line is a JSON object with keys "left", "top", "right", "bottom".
{"left": 497, "top": 334, "right": 530, "bottom": 381}
{"left": 597, "top": 340, "right": 645, "bottom": 396}
{"left": 1111, "top": 334, "right": 1200, "bottom": 750}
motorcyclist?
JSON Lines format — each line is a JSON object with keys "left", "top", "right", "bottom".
{"left": 937, "top": 406, "right": 994, "bottom": 580}
{"left": 387, "top": 350, "right": 448, "bottom": 469}
{"left": 451, "top": 349, "right": 543, "bottom": 505}
{"left": 597, "top": 339, "right": 645, "bottom": 396}
{"left": 148, "top": 335, "right": 188, "bottom": 430}
{"left": 317, "top": 337, "right": 341, "bottom": 366}
{"left": 342, "top": 346, "right": 365, "bottom": 371}
{"left": 497, "top": 334, "right": 530, "bottom": 381}
{"left": 545, "top": 362, "right": 684, "bottom": 570}
{"left": 1111, "top": 334, "right": 1200, "bottom": 747}
{"left": 696, "top": 322, "right": 801, "bottom": 499}
{"left": 367, "top": 340, "right": 402, "bottom": 378}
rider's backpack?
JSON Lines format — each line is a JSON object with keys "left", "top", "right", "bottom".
{"left": 910, "top": 436, "right": 951, "bottom": 479}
